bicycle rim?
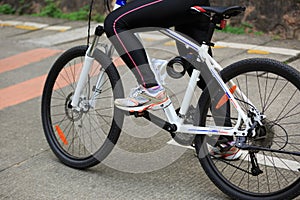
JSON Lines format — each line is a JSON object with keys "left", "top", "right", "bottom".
{"left": 195, "top": 58, "right": 300, "bottom": 199}
{"left": 42, "top": 46, "right": 124, "bottom": 168}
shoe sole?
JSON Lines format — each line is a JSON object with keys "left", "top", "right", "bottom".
{"left": 210, "top": 148, "right": 243, "bottom": 161}
{"left": 116, "top": 98, "right": 171, "bottom": 112}
{"left": 224, "top": 149, "right": 243, "bottom": 160}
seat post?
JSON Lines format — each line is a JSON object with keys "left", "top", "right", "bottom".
{"left": 205, "top": 22, "right": 216, "bottom": 45}
{"left": 205, "top": 14, "right": 223, "bottom": 46}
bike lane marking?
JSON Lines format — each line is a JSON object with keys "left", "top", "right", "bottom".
{"left": 0, "top": 67, "right": 77, "bottom": 110}
{"left": 2, "top": 20, "right": 299, "bottom": 56}
{"left": 0, "top": 48, "right": 62, "bottom": 74}
{"left": 0, "top": 75, "right": 46, "bottom": 110}
{"left": 23, "top": 24, "right": 98, "bottom": 46}
{"left": 0, "top": 65, "right": 82, "bottom": 110}
{"left": 0, "top": 20, "right": 71, "bottom": 32}
{"left": 0, "top": 48, "right": 61, "bottom": 110}
{"left": 214, "top": 41, "right": 300, "bottom": 56}
{"left": 0, "top": 53, "right": 124, "bottom": 110}
{"left": 139, "top": 33, "right": 300, "bottom": 56}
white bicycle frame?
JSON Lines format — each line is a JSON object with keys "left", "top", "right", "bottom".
{"left": 71, "top": 3, "right": 261, "bottom": 138}
{"left": 159, "top": 29, "right": 253, "bottom": 137}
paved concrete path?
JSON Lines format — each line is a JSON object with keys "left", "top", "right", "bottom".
{"left": 0, "top": 14, "right": 299, "bottom": 200}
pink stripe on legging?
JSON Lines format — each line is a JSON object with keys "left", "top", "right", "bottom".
{"left": 113, "top": 0, "right": 163, "bottom": 87}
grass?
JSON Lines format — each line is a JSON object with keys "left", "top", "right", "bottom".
{"left": 222, "top": 25, "right": 245, "bottom": 34}
{"left": 220, "top": 22, "right": 264, "bottom": 36}
{"left": 0, "top": 0, "right": 105, "bottom": 22}
{"left": 32, "top": 0, "right": 105, "bottom": 22}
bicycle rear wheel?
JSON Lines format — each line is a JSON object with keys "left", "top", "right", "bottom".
{"left": 195, "top": 58, "right": 300, "bottom": 199}
{"left": 41, "top": 45, "right": 124, "bottom": 169}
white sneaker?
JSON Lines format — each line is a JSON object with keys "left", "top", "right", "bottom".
{"left": 115, "top": 85, "right": 170, "bottom": 112}
{"left": 210, "top": 141, "right": 243, "bottom": 160}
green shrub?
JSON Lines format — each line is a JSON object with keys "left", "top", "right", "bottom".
{"left": 33, "top": 0, "right": 62, "bottom": 18}
{"left": 31, "top": 1, "right": 105, "bottom": 22}
{"left": 60, "top": 6, "right": 89, "bottom": 21}
{"left": 223, "top": 25, "right": 245, "bottom": 34}
{"left": 0, "top": 4, "right": 15, "bottom": 14}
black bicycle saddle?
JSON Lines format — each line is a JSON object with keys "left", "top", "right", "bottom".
{"left": 192, "top": 6, "right": 246, "bottom": 18}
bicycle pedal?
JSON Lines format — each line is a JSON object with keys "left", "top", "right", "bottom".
{"left": 130, "top": 111, "right": 145, "bottom": 117}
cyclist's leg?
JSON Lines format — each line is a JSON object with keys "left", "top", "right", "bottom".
{"left": 104, "top": 0, "right": 210, "bottom": 110}
{"left": 175, "top": 16, "right": 210, "bottom": 90}
{"left": 104, "top": 0, "right": 210, "bottom": 88}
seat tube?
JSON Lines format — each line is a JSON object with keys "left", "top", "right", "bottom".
{"left": 179, "top": 69, "right": 200, "bottom": 121}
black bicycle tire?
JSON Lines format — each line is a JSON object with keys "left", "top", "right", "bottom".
{"left": 194, "top": 58, "right": 300, "bottom": 200}
{"left": 41, "top": 45, "right": 124, "bottom": 169}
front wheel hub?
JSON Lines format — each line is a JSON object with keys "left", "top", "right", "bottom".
{"left": 64, "top": 93, "right": 86, "bottom": 121}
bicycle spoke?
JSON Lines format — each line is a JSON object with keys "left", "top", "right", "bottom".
{"left": 52, "top": 85, "right": 67, "bottom": 99}
{"left": 262, "top": 72, "right": 269, "bottom": 113}
{"left": 62, "top": 65, "right": 76, "bottom": 90}
{"left": 264, "top": 75, "right": 279, "bottom": 113}
{"left": 256, "top": 71, "right": 264, "bottom": 112}
{"left": 51, "top": 96, "right": 67, "bottom": 101}
{"left": 264, "top": 81, "right": 289, "bottom": 113}
{"left": 51, "top": 112, "right": 68, "bottom": 118}
{"left": 50, "top": 103, "right": 66, "bottom": 108}
{"left": 198, "top": 60, "right": 300, "bottom": 197}
{"left": 234, "top": 77, "right": 249, "bottom": 112}
{"left": 274, "top": 89, "right": 297, "bottom": 123}
{"left": 273, "top": 103, "right": 300, "bottom": 123}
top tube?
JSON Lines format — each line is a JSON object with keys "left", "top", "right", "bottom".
{"left": 116, "top": 0, "right": 127, "bottom": 6}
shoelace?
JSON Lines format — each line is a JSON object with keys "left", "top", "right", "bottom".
{"left": 129, "top": 86, "right": 143, "bottom": 98}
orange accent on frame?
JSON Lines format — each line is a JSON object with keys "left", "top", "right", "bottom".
{"left": 215, "top": 85, "right": 237, "bottom": 109}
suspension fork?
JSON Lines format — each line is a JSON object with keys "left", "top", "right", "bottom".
{"left": 71, "top": 26, "right": 105, "bottom": 110}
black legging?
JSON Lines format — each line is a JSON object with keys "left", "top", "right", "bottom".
{"left": 104, "top": 0, "right": 210, "bottom": 88}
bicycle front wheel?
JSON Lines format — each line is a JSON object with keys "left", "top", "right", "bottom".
{"left": 195, "top": 58, "right": 300, "bottom": 199}
{"left": 41, "top": 45, "right": 124, "bottom": 169}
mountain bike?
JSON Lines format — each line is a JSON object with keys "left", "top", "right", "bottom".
{"left": 41, "top": 2, "right": 300, "bottom": 200}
